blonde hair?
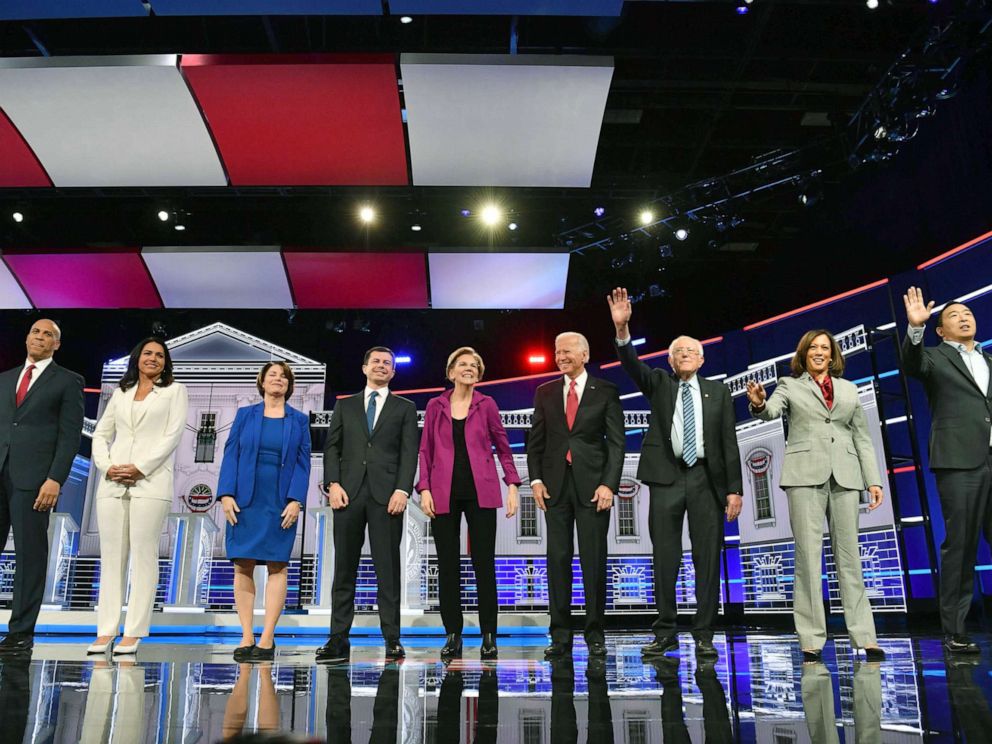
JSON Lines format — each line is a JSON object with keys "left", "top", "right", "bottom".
{"left": 446, "top": 347, "right": 485, "bottom": 381}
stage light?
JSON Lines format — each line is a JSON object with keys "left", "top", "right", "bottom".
{"left": 674, "top": 228, "right": 689, "bottom": 241}
{"left": 744, "top": 0, "right": 754, "bottom": 4}
{"left": 873, "top": 124, "right": 888, "bottom": 140}
{"left": 395, "top": 355, "right": 412, "bottom": 364}
{"left": 638, "top": 210, "right": 654, "bottom": 226}
{"left": 480, "top": 205, "right": 503, "bottom": 227}
{"left": 411, "top": 224, "right": 422, "bottom": 232}
{"left": 157, "top": 210, "right": 169, "bottom": 222}
{"left": 400, "top": 15, "right": 413, "bottom": 23}
{"left": 632, "top": 337, "right": 646, "bottom": 346}
{"left": 508, "top": 222, "right": 518, "bottom": 231}
{"left": 528, "top": 354, "right": 546, "bottom": 366}
{"left": 460, "top": 208, "right": 472, "bottom": 217}
{"left": 359, "top": 205, "right": 375, "bottom": 224}
{"left": 736, "top": 4, "right": 749, "bottom": 14}
{"left": 174, "top": 224, "right": 186, "bottom": 231}
{"left": 866, "top": 0, "right": 878, "bottom": 8}
{"left": 12, "top": 212, "right": 23, "bottom": 223}
{"left": 593, "top": 206, "right": 606, "bottom": 218}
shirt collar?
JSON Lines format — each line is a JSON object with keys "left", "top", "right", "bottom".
{"left": 564, "top": 370, "right": 588, "bottom": 389}
{"left": 24, "top": 357, "right": 53, "bottom": 373}
{"left": 677, "top": 373, "right": 699, "bottom": 390}
{"left": 943, "top": 339, "right": 978, "bottom": 354}
{"left": 365, "top": 386, "right": 389, "bottom": 400}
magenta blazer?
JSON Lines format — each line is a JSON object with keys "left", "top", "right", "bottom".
{"left": 417, "top": 389, "right": 522, "bottom": 515}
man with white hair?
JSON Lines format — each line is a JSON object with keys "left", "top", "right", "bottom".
{"left": 608, "top": 289, "right": 742, "bottom": 659}
{"left": 528, "top": 331, "right": 625, "bottom": 659}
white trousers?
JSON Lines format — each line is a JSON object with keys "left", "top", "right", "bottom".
{"left": 79, "top": 665, "right": 146, "bottom": 744}
{"left": 95, "top": 496, "right": 171, "bottom": 638}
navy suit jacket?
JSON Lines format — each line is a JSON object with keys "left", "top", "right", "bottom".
{"left": 217, "top": 402, "right": 312, "bottom": 507}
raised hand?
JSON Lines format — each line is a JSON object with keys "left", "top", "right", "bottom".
{"left": 903, "top": 286, "right": 935, "bottom": 327}
{"left": 607, "top": 287, "right": 632, "bottom": 335}
{"left": 745, "top": 380, "right": 766, "bottom": 408}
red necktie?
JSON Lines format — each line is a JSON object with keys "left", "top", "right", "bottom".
{"left": 15, "top": 364, "right": 35, "bottom": 407}
{"left": 818, "top": 376, "right": 834, "bottom": 410}
{"left": 565, "top": 379, "right": 578, "bottom": 463}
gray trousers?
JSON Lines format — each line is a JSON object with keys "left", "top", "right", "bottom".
{"left": 787, "top": 479, "right": 877, "bottom": 650}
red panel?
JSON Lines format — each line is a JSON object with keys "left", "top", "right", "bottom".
{"left": 283, "top": 251, "right": 428, "bottom": 308}
{"left": 181, "top": 54, "right": 408, "bottom": 186}
{"left": 4, "top": 250, "right": 161, "bottom": 308}
{"left": 0, "top": 109, "right": 52, "bottom": 187}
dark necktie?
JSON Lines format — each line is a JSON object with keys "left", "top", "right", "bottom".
{"left": 15, "top": 364, "right": 35, "bottom": 408}
{"left": 366, "top": 392, "right": 377, "bottom": 433}
{"left": 681, "top": 381, "right": 697, "bottom": 466}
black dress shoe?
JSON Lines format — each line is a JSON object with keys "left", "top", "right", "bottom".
{"left": 587, "top": 641, "right": 607, "bottom": 657}
{"left": 802, "top": 649, "right": 823, "bottom": 663}
{"left": 0, "top": 634, "right": 33, "bottom": 655}
{"left": 440, "top": 633, "right": 463, "bottom": 659}
{"left": 250, "top": 643, "right": 275, "bottom": 662}
{"left": 864, "top": 646, "right": 886, "bottom": 662}
{"left": 641, "top": 635, "right": 679, "bottom": 657}
{"left": 315, "top": 635, "right": 350, "bottom": 663}
{"left": 544, "top": 640, "right": 573, "bottom": 658}
{"left": 480, "top": 632, "right": 498, "bottom": 660}
{"left": 695, "top": 639, "right": 718, "bottom": 658}
{"left": 944, "top": 634, "right": 981, "bottom": 654}
{"left": 385, "top": 639, "right": 406, "bottom": 659}
{"left": 233, "top": 644, "right": 255, "bottom": 662}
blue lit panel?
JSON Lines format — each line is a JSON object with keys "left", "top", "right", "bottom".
{"left": 0, "top": 1, "right": 147, "bottom": 20}
{"left": 151, "top": 0, "right": 381, "bottom": 14}
{"left": 391, "top": 1, "right": 623, "bottom": 15}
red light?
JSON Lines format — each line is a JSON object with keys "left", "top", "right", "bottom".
{"left": 528, "top": 355, "right": 546, "bottom": 366}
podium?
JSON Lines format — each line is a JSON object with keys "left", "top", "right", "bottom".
{"left": 306, "top": 506, "right": 336, "bottom": 611}
{"left": 164, "top": 513, "right": 219, "bottom": 612}
{"left": 41, "top": 512, "right": 79, "bottom": 611}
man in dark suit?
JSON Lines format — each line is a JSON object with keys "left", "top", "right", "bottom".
{"left": 528, "top": 331, "right": 624, "bottom": 659}
{"left": 317, "top": 346, "right": 419, "bottom": 662}
{"left": 902, "top": 287, "right": 992, "bottom": 654}
{"left": 608, "top": 288, "right": 742, "bottom": 659}
{"left": 0, "top": 319, "right": 84, "bottom": 655}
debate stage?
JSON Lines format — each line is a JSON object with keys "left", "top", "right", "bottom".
{"left": 2, "top": 629, "right": 990, "bottom": 742}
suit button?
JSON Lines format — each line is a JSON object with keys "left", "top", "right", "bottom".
{"left": 368, "top": 442, "right": 372, "bottom": 448}
{"left": 362, "top": 460, "right": 367, "bottom": 466}
{"left": 986, "top": 417, "right": 991, "bottom": 423}
{"left": 11, "top": 423, "right": 16, "bottom": 427}
{"left": 824, "top": 418, "right": 831, "bottom": 424}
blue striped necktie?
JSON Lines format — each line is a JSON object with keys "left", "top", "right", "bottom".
{"left": 366, "top": 392, "right": 377, "bottom": 434}
{"left": 681, "top": 381, "right": 697, "bottom": 466}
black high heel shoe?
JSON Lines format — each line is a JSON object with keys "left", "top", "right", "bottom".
{"left": 802, "top": 649, "right": 823, "bottom": 663}
{"left": 480, "top": 633, "right": 498, "bottom": 660}
{"left": 440, "top": 633, "right": 463, "bottom": 660}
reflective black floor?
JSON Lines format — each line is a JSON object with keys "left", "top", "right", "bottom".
{"left": 1, "top": 632, "right": 991, "bottom": 742}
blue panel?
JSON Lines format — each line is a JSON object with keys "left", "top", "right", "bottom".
{"left": 391, "top": 0, "right": 623, "bottom": 15}
{"left": 0, "top": 1, "right": 147, "bottom": 20}
{"left": 150, "top": 0, "right": 382, "bottom": 14}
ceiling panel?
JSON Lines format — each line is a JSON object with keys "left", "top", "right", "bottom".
{"left": 429, "top": 251, "right": 570, "bottom": 309}
{"left": 142, "top": 246, "right": 293, "bottom": 308}
{"left": 283, "top": 251, "right": 428, "bottom": 308}
{"left": 151, "top": 1, "right": 381, "bottom": 15}
{"left": 181, "top": 54, "right": 407, "bottom": 186}
{"left": 0, "top": 259, "right": 33, "bottom": 309}
{"left": 0, "top": 56, "right": 227, "bottom": 187}
{"left": 391, "top": 1, "right": 622, "bottom": 15}
{"left": 4, "top": 250, "right": 161, "bottom": 308}
{"left": 402, "top": 53, "right": 613, "bottom": 187}
{"left": 0, "top": 108, "right": 51, "bottom": 187}
{"left": 0, "top": 1, "right": 146, "bottom": 20}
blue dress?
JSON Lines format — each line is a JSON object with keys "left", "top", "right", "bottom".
{"left": 226, "top": 417, "right": 294, "bottom": 563}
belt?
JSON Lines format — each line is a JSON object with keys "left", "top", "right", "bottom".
{"left": 677, "top": 457, "right": 706, "bottom": 470}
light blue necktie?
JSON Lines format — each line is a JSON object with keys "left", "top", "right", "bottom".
{"left": 366, "top": 392, "right": 377, "bottom": 434}
{"left": 681, "top": 381, "right": 697, "bottom": 466}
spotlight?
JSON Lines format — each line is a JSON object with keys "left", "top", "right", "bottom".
{"left": 736, "top": 5, "right": 749, "bottom": 14}
{"left": 460, "top": 208, "right": 472, "bottom": 217}
{"left": 744, "top": 0, "right": 754, "bottom": 3}
{"left": 359, "top": 205, "right": 375, "bottom": 224}
{"left": 866, "top": 0, "right": 878, "bottom": 8}
{"left": 411, "top": 224, "right": 422, "bottom": 232}
{"left": 395, "top": 355, "right": 412, "bottom": 364}
{"left": 674, "top": 228, "right": 689, "bottom": 241}
{"left": 12, "top": 212, "right": 24, "bottom": 223}
{"left": 174, "top": 224, "right": 186, "bottom": 231}
{"left": 873, "top": 124, "right": 888, "bottom": 140}
{"left": 400, "top": 15, "right": 413, "bottom": 23}
{"left": 638, "top": 210, "right": 654, "bottom": 226}
{"left": 593, "top": 206, "right": 606, "bottom": 218}
{"left": 527, "top": 354, "right": 546, "bottom": 366}
{"left": 157, "top": 210, "right": 169, "bottom": 222}
{"left": 480, "top": 205, "right": 503, "bottom": 226}
{"left": 508, "top": 222, "right": 518, "bottom": 231}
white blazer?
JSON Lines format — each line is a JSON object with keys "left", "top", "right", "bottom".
{"left": 92, "top": 382, "right": 189, "bottom": 502}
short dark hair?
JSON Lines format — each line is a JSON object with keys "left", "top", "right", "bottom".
{"left": 936, "top": 302, "right": 971, "bottom": 329}
{"left": 790, "top": 329, "right": 845, "bottom": 378}
{"left": 119, "top": 337, "right": 174, "bottom": 391}
{"left": 256, "top": 361, "right": 295, "bottom": 399}
{"left": 363, "top": 346, "right": 395, "bottom": 365}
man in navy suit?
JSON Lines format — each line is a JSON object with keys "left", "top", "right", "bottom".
{"left": 316, "top": 347, "right": 419, "bottom": 662}
{"left": 0, "top": 319, "right": 84, "bottom": 655}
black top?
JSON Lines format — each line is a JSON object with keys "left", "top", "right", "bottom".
{"left": 450, "top": 417, "right": 478, "bottom": 502}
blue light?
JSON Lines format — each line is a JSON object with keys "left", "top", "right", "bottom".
{"left": 735, "top": 4, "right": 748, "bottom": 14}
{"left": 593, "top": 206, "right": 606, "bottom": 218}
{"left": 395, "top": 355, "right": 412, "bottom": 365}
{"left": 460, "top": 209, "right": 471, "bottom": 217}
{"left": 632, "top": 337, "right": 646, "bottom": 346}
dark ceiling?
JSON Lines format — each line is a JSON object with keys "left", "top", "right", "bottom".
{"left": 1, "top": 1, "right": 991, "bottom": 389}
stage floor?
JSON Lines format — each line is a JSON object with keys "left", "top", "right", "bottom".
{"left": 2, "top": 631, "right": 991, "bottom": 742}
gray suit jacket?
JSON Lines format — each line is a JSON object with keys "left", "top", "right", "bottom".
{"left": 753, "top": 374, "right": 882, "bottom": 491}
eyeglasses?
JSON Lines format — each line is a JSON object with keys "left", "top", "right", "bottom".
{"left": 671, "top": 347, "right": 701, "bottom": 357}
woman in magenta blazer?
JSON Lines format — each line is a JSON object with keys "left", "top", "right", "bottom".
{"left": 418, "top": 347, "right": 521, "bottom": 660}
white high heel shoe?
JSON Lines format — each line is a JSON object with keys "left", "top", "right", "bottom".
{"left": 112, "top": 639, "right": 140, "bottom": 655}
{"left": 87, "top": 639, "right": 115, "bottom": 654}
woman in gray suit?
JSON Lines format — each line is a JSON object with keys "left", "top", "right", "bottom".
{"left": 746, "top": 330, "right": 885, "bottom": 662}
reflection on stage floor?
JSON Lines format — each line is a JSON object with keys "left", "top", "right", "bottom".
{"left": 2, "top": 632, "right": 991, "bottom": 742}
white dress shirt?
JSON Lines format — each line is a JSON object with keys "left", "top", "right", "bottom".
{"left": 908, "top": 324, "right": 992, "bottom": 445}
{"left": 562, "top": 370, "right": 589, "bottom": 409}
{"left": 16, "top": 356, "right": 54, "bottom": 395}
{"left": 672, "top": 373, "right": 706, "bottom": 459}
{"left": 364, "top": 386, "right": 389, "bottom": 429}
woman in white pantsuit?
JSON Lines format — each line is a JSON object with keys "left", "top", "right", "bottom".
{"left": 89, "top": 337, "right": 188, "bottom": 655}
{"left": 747, "top": 330, "right": 886, "bottom": 663}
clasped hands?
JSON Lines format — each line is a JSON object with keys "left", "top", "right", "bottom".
{"left": 106, "top": 464, "right": 145, "bottom": 488}
{"left": 531, "top": 482, "right": 614, "bottom": 512}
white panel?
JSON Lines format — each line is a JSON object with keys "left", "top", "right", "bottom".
{"left": 142, "top": 246, "right": 292, "bottom": 308}
{"left": 0, "top": 56, "right": 227, "bottom": 187}
{"left": 429, "top": 251, "right": 569, "bottom": 309}
{"left": 402, "top": 53, "right": 613, "bottom": 187}
{"left": 0, "top": 259, "right": 32, "bottom": 309}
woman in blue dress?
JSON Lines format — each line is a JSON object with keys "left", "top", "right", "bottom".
{"left": 218, "top": 361, "right": 311, "bottom": 662}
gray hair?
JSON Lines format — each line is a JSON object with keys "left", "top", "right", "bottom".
{"left": 668, "top": 335, "right": 703, "bottom": 357}
{"left": 556, "top": 331, "right": 590, "bottom": 354}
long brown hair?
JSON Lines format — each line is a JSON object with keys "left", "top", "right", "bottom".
{"left": 790, "top": 329, "right": 845, "bottom": 378}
